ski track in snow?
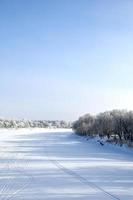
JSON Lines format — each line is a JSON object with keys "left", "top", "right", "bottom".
{"left": 0, "top": 128, "right": 133, "bottom": 200}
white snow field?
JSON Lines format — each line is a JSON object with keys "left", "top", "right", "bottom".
{"left": 0, "top": 129, "right": 133, "bottom": 200}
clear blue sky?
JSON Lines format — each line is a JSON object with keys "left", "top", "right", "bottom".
{"left": 0, "top": 0, "right": 133, "bottom": 120}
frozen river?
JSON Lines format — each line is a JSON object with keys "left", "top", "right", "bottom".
{"left": 0, "top": 129, "right": 133, "bottom": 200}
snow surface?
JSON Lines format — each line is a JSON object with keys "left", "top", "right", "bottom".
{"left": 0, "top": 128, "right": 133, "bottom": 200}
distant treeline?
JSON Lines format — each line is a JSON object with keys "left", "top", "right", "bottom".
{"left": 73, "top": 110, "right": 133, "bottom": 145}
{"left": 0, "top": 119, "right": 71, "bottom": 129}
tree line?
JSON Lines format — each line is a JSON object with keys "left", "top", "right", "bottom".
{"left": 0, "top": 119, "right": 71, "bottom": 129}
{"left": 73, "top": 110, "right": 133, "bottom": 146}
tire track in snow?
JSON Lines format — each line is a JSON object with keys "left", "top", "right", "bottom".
{"left": 0, "top": 146, "right": 12, "bottom": 199}
{"left": 45, "top": 155, "right": 121, "bottom": 200}
{"left": 4, "top": 156, "right": 33, "bottom": 200}
{"left": 0, "top": 145, "right": 34, "bottom": 200}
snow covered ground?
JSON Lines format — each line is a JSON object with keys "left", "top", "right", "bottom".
{"left": 0, "top": 129, "right": 133, "bottom": 200}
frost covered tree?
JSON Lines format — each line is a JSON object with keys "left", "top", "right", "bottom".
{"left": 73, "top": 110, "right": 133, "bottom": 145}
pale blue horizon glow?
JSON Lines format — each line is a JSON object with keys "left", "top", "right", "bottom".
{"left": 0, "top": 0, "right": 133, "bottom": 120}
